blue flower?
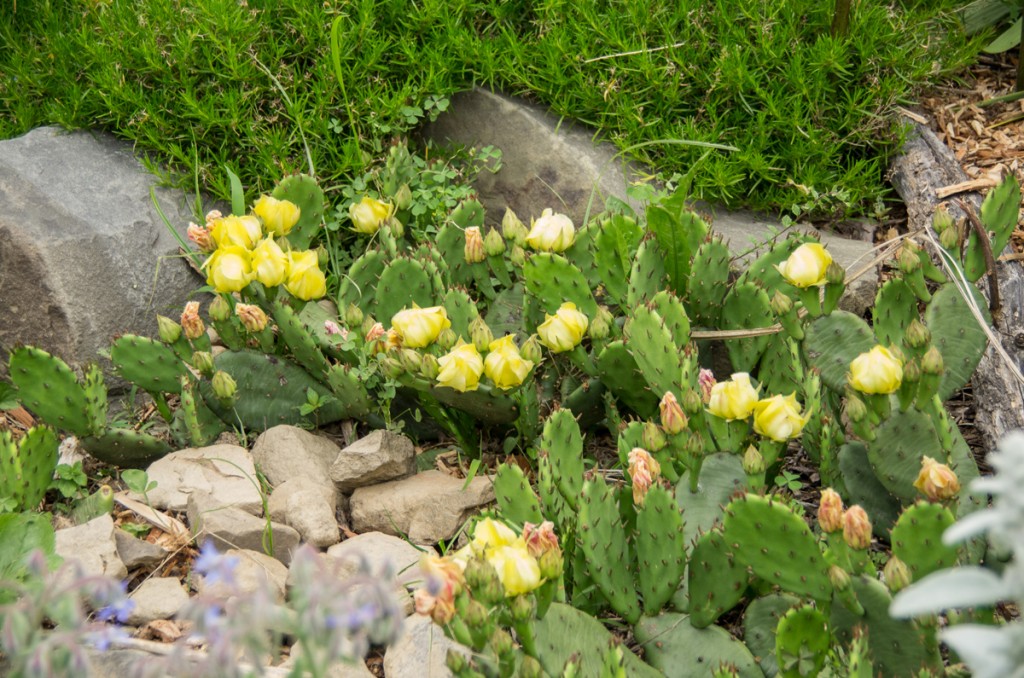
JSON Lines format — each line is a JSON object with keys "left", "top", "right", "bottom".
{"left": 95, "top": 581, "right": 135, "bottom": 624}
{"left": 193, "top": 542, "right": 240, "bottom": 587}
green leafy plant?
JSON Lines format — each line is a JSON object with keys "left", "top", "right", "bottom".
{"left": 49, "top": 462, "right": 88, "bottom": 501}
{"left": 121, "top": 469, "right": 157, "bottom": 506}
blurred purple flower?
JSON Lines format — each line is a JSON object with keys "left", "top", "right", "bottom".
{"left": 193, "top": 542, "right": 239, "bottom": 587}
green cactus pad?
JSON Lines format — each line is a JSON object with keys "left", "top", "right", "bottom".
{"left": 688, "top": 237, "right": 732, "bottom": 326}
{"left": 627, "top": 237, "right": 667, "bottom": 308}
{"left": 866, "top": 408, "right": 945, "bottom": 505}
{"left": 375, "top": 257, "right": 436, "bottom": 328}
{"left": 338, "top": 249, "right": 386, "bottom": 313}
{"left": 687, "top": 528, "right": 749, "bottom": 628}
{"left": 647, "top": 203, "right": 709, "bottom": 297}
{"left": 524, "top": 252, "right": 599, "bottom": 319}
{"left": 109, "top": 335, "right": 188, "bottom": 395}
{"left": 81, "top": 428, "right": 172, "bottom": 468}
{"left": 677, "top": 453, "right": 747, "bottom": 549}
{"left": 0, "top": 427, "right": 58, "bottom": 511}
{"left": 802, "top": 311, "right": 876, "bottom": 393}
{"left": 743, "top": 593, "right": 802, "bottom": 678}
{"left": 579, "top": 477, "right": 641, "bottom": 623}
{"left": 272, "top": 302, "right": 331, "bottom": 379}
{"left": 82, "top": 363, "right": 108, "bottom": 438}
{"left": 563, "top": 377, "right": 606, "bottom": 430}
{"left": 890, "top": 502, "right": 958, "bottom": 582}
{"left": 540, "top": 409, "right": 585, "bottom": 510}
{"left": 830, "top": 576, "right": 935, "bottom": 678}
{"left": 596, "top": 341, "right": 658, "bottom": 417}
{"left": 538, "top": 450, "right": 572, "bottom": 533}
{"left": 9, "top": 346, "right": 95, "bottom": 438}
{"left": 636, "top": 484, "right": 687, "bottom": 615}
{"left": 720, "top": 282, "right": 774, "bottom": 373}
{"left": 484, "top": 285, "right": 525, "bottom": 339}
{"left": 435, "top": 222, "right": 476, "bottom": 287}
{"left": 965, "top": 174, "right": 1020, "bottom": 282}
{"left": 70, "top": 485, "right": 115, "bottom": 525}
{"left": 837, "top": 442, "right": 901, "bottom": 536}
{"left": 171, "top": 385, "right": 225, "bottom": 448}
{"left": 593, "top": 214, "right": 643, "bottom": 305}
{"left": 872, "top": 279, "right": 918, "bottom": 349}
{"left": 775, "top": 605, "right": 830, "bottom": 678}
{"left": 635, "top": 612, "right": 761, "bottom": 678}
{"left": 430, "top": 384, "right": 519, "bottom": 425}
{"left": 531, "top": 603, "right": 661, "bottom": 678}
{"left": 203, "top": 350, "right": 349, "bottom": 431}
{"left": 722, "top": 494, "right": 832, "bottom": 602}
{"left": 615, "top": 420, "right": 649, "bottom": 467}
{"left": 757, "top": 334, "right": 804, "bottom": 398}
{"left": 272, "top": 174, "right": 325, "bottom": 251}
{"left": 443, "top": 287, "right": 479, "bottom": 340}
{"left": 326, "top": 365, "right": 372, "bottom": 419}
{"left": 924, "top": 282, "right": 990, "bottom": 400}
{"left": 651, "top": 290, "right": 692, "bottom": 349}
{"left": 494, "top": 463, "right": 544, "bottom": 525}
{"left": 625, "top": 305, "right": 685, "bottom": 400}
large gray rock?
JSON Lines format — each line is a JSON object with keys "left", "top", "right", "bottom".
{"left": 139, "top": 444, "right": 262, "bottom": 515}
{"left": 0, "top": 126, "right": 206, "bottom": 374}
{"left": 329, "top": 429, "right": 416, "bottom": 492}
{"left": 422, "top": 88, "right": 877, "bottom": 314}
{"left": 55, "top": 514, "right": 127, "bottom": 581}
{"left": 349, "top": 471, "right": 495, "bottom": 544}
{"left": 187, "top": 491, "right": 300, "bottom": 566}
{"left": 251, "top": 425, "right": 343, "bottom": 490}
{"left": 266, "top": 477, "right": 340, "bottom": 548}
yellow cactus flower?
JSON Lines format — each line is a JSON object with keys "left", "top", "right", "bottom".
{"left": 390, "top": 306, "right": 451, "bottom": 349}
{"left": 525, "top": 208, "right": 575, "bottom": 252}
{"left": 537, "top": 302, "right": 589, "bottom": 353}
{"left": 210, "top": 215, "right": 262, "bottom": 250}
{"left": 349, "top": 196, "right": 393, "bottom": 235}
{"left": 484, "top": 335, "right": 534, "bottom": 390}
{"left": 252, "top": 195, "right": 301, "bottom": 237}
{"left": 205, "top": 245, "right": 254, "bottom": 294}
{"left": 436, "top": 340, "right": 484, "bottom": 392}
{"left": 751, "top": 393, "right": 810, "bottom": 442}
{"left": 488, "top": 544, "right": 542, "bottom": 597}
{"left": 848, "top": 345, "right": 903, "bottom": 395}
{"left": 913, "top": 456, "right": 960, "bottom": 502}
{"left": 250, "top": 236, "right": 289, "bottom": 288}
{"left": 706, "top": 373, "right": 760, "bottom": 421}
{"left": 470, "top": 518, "right": 521, "bottom": 556}
{"left": 777, "top": 242, "right": 833, "bottom": 288}
{"left": 283, "top": 250, "right": 326, "bottom": 301}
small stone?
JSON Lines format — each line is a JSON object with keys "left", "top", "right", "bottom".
{"left": 140, "top": 444, "right": 262, "bottom": 514}
{"left": 329, "top": 430, "right": 416, "bottom": 492}
{"left": 187, "top": 492, "right": 300, "bottom": 566}
{"left": 114, "top": 529, "right": 169, "bottom": 570}
{"left": 127, "top": 577, "right": 188, "bottom": 625}
{"left": 251, "top": 425, "right": 343, "bottom": 490}
{"left": 55, "top": 514, "right": 126, "bottom": 581}
{"left": 349, "top": 471, "right": 495, "bottom": 543}
{"left": 268, "top": 477, "right": 337, "bottom": 521}
{"left": 284, "top": 490, "right": 340, "bottom": 548}
{"left": 383, "top": 614, "right": 469, "bottom": 678}
{"left": 197, "top": 549, "right": 289, "bottom": 603}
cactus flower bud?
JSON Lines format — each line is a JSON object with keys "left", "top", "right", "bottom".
{"left": 387, "top": 217, "right": 405, "bottom": 239}
{"left": 770, "top": 290, "right": 793, "bottom": 316}
{"left": 349, "top": 196, "right": 393, "bottom": 235}
{"left": 235, "top": 303, "right": 268, "bottom": 333}
{"left": 842, "top": 505, "right": 872, "bottom": 550}
{"left": 588, "top": 305, "right": 614, "bottom": 341}
{"left": 825, "top": 260, "right": 846, "bottom": 285}
{"left": 777, "top": 242, "right": 832, "bottom": 288}
{"left": 642, "top": 421, "right": 667, "bottom": 451}
{"left": 902, "top": 358, "right": 922, "bottom": 384}
{"left": 751, "top": 394, "right": 809, "bottom": 442}
{"left": 883, "top": 556, "right": 912, "bottom": 593}
{"left": 508, "top": 592, "right": 536, "bottom": 623}
{"left": 818, "top": 488, "right": 844, "bottom": 533}
{"left": 627, "top": 447, "right": 661, "bottom": 506}
{"left": 191, "top": 351, "right": 214, "bottom": 376}
{"left": 437, "top": 341, "right": 484, "bottom": 392}
{"left": 469, "top": 316, "right": 494, "bottom": 353}
{"left": 380, "top": 355, "right": 404, "bottom": 379}
{"left": 913, "top": 456, "right": 960, "bottom": 501}
{"left": 501, "top": 207, "right": 528, "bottom": 245}
{"left": 187, "top": 223, "right": 216, "bottom": 252}
{"left": 844, "top": 392, "right": 868, "bottom": 423}
{"left": 685, "top": 431, "right": 705, "bottom": 460}
{"left": 208, "top": 295, "right": 231, "bottom": 322}
{"left": 211, "top": 370, "right": 237, "bottom": 403}
{"left": 315, "top": 245, "right": 329, "bottom": 269}
{"left": 420, "top": 353, "right": 440, "bottom": 380}
{"left": 399, "top": 348, "right": 422, "bottom": 374}
{"left": 204, "top": 209, "right": 223, "bottom": 227}
{"left": 252, "top": 195, "right": 300, "bottom": 237}
{"left": 742, "top": 445, "right": 765, "bottom": 475}
{"left": 436, "top": 327, "right": 458, "bottom": 351}
{"left": 904, "top": 319, "right": 931, "bottom": 349}
{"left": 391, "top": 306, "right": 451, "bottom": 349}
{"left": 180, "top": 302, "right": 206, "bottom": 341}
{"left": 659, "top": 391, "right": 688, "bottom": 435}
{"left": 939, "top": 224, "right": 960, "bottom": 250}
{"left": 932, "top": 204, "right": 954, "bottom": 234}
{"left": 445, "top": 650, "right": 469, "bottom": 675}
{"left": 364, "top": 322, "right": 386, "bottom": 344}
{"left": 526, "top": 208, "right": 575, "bottom": 252}
{"left": 394, "top": 183, "right": 413, "bottom": 211}
{"left": 848, "top": 345, "right": 903, "bottom": 395}
{"left": 484, "top": 228, "right": 505, "bottom": 257}
{"left": 518, "top": 657, "right": 544, "bottom": 678}
{"left": 698, "top": 369, "right": 716, "bottom": 404}
{"left": 491, "top": 628, "right": 515, "bottom": 657}
{"left": 157, "top": 315, "right": 182, "bottom": 344}
{"left": 509, "top": 244, "right": 527, "bottom": 267}
{"left": 898, "top": 241, "right": 921, "bottom": 274}
{"left": 484, "top": 335, "right": 534, "bottom": 390}
{"left": 707, "top": 373, "right": 760, "bottom": 421}
{"left": 464, "top": 226, "right": 486, "bottom": 264}
{"left": 462, "top": 596, "right": 493, "bottom": 629}
{"left": 344, "top": 303, "right": 364, "bottom": 329}
{"left": 921, "top": 346, "right": 944, "bottom": 376}
{"left": 517, "top": 335, "right": 542, "bottom": 365}
{"left": 683, "top": 388, "right": 704, "bottom": 416}
{"left": 828, "top": 565, "right": 851, "bottom": 591}
{"left": 537, "top": 302, "right": 589, "bottom": 353}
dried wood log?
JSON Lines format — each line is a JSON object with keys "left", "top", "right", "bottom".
{"left": 890, "top": 122, "right": 1024, "bottom": 453}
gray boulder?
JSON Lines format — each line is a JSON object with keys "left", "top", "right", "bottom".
{"left": 54, "top": 514, "right": 126, "bottom": 581}
{"left": 187, "top": 491, "right": 300, "bottom": 566}
{"left": 0, "top": 126, "right": 207, "bottom": 375}
{"left": 251, "top": 425, "right": 343, "bottom": 490}
{"left": 126, "top": 577, "right": 189, "bottom": 625}
{"left": 329, "top": 429, "right": 416, "bottom": 493}
{"left": 138, "top": 444, "right": 262, "bottom": 515}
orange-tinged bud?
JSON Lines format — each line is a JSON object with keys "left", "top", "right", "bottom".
{"left": 828, "top": 564, "right": 851, "bottom": 591}
{"left": 364, "top": 322, "right": 386, "bottom": 343}
{"left": 913, "top": 456, "right": 960, "bottom": 502}
{"left": 698, "top": 369, "right": 716, "bottom": 404}
{"left": 180, "top": 301, "right": 205, "bottom": 341}
{"left": 187, "top": 222, "right": 215, "bottom": 252}
{"left": 627, "top": 447, "right": 661, "bottom": 506}
{"left": 818, "top": 488, "right": 844, "bottom": 534}
{"left": 842, "top": 505, "right": 872, "bottom": 550}
{"left": 522, "top": 521, "right": 560, "bottom": 559}
{"left": 235, "top": 303, "right": 268, "bottom": 333}
{"left": 464, "top": 226, "right": 486, "bottom": 264}
{"left": 659, "top": 391, "right": 688, "bottom": 435}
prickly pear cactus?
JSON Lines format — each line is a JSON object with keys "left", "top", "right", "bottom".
{"left": 272, "top": 302, "right": 332, "bottom": 379}
{"left": 374, "top": 257, "right": 436, "bottom": 325}
{"left": 444, "top": 287, "right": 480, "bottom": 339}
{"left": 579, "top": 476, "right": 641, "bottom": 623}
{"left": 837, "top": 442, "right": 901, "bottom": 536}
{"left": 338, "top": 249, "right": 386, "bottom": 312}
{"left": 890, "top": 502, "right": 959, "bottom": 581}
{"left": 802, "top": 311, "right": 876, "bottom": 393}
{"left": 110, "top": 335, "right": 188, "bottom": 395}
{"left": 524, "top": 252, "right": 599, "bottom": 318}
{"left": 872, "top": 279, "right": 917, "bottom": 348}
{"left": 626, "top": 305, "right": 685, "bottom": 400}
{"left": 677, "top": 453, "right": 747, "bottom": 548}
{"left": 635, "top": 484, "right": 687, "bottom": 615}
{"left": 720, "top": 282, "right": 773, "bottom": 373}
{"left": 634, "top": 612, "right": 761, "bottom": 678}
{"left": 743, "top": 593, "right": 801, "bottom": 678}
{"left": 646, "top": 201, "right": 708, "bottom": 296}
{"left": 964, "top": 174, "right": 1020, "bottom": 282}
{"left": 596, "top": 341, "right": 658, "bottom": 417}
{"left": 493, "top": 463, "right": 544, "bottom": 525}
{"left": 924, "top": 282, "right": 990, "bottom": 400}
{"left": 80, "top": 428, "right": 172, "bottom": 468}
{"left": 539, "top": 409, "right": 585, "bottom": 510}
{"left": 687, "top": 528, "right": 749, "bottom": 628}
{"left": 591, "top": 214, "right": 643, "bottom": 306}
{"left": 774, "top": 605, "right": 829, "bottom": 678}
{"left": 9, "top": 346, "right": 96, "bottom": 438}
{"left": 687, "top": 238, "right": 731, "bottom": 326}
{"left": 0, "top": 427, "right": 58, "bottom": 512}
{"left": 866, "top": 408, "right": 945, "bottom": 506}
{"left": 627, "top": 237, "right": 666, "bottom": 308}
{"left": 272, "top": 174, "right": 325, "bottom": 250}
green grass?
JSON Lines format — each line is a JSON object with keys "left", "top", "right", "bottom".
{"left": 0, "top": 0, "right": 982, "bottom": 216}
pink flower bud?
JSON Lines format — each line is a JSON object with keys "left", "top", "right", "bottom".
{"left": 187, "top": 223, "right": 215, "bottom": 252}
{"left": 659, "top": 391, "right": 688, "bottom": 435}
{"left": 818, "top": 488, "right": 844, "bottom": 534}
{"left": 698, "top": 369, "right": 716, "bottom": 404}
{"left": 842, "top": 505, "right": 872, "bottom": 550}
{"left": 627, "top": 448, "right": 661, "bottom": 506}
{"left": 180, "top": 301, "right": 205, "bottom": 341}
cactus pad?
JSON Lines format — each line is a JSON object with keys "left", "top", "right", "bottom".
{"left": 866, "top": 408, "right": 945, "bottom": 505}
{"left": 540, "top": 409, "right": 585, "bottom": 510}
{"left": 375, "top": 257, "right": 436, "bottom": 327}
{"left": 444, "top": 287, "right": 479, "bottom": 340}
{"left": 757, "top": 334, "right": 803, "bottom": 397}
{"left": 636, "top": 484, "right": 687, "bottom": 615}
{"left": 493, "top": 463, "right": 544, "bottom": 525}
{"left": 743, "top": 593, "right": 801, "bottom": 678}
{"left": 924, "top": 282, "right": 990, "bottom": 400}
{"left": 677, "top": 452, "right": 747, "bottom": 548}
{"left": 110, "top": 335, "right": 188, "bottom": 395}
{"left": 688, "top": 237, "right": 732, "bottom": 326}
{"left": 338, "top": 249, "right": 385, "bottom": 313}
{"left": 593, "top": 214, "right": 642, "bottom": 305}
{"left": 890, "top": 502, "right": 959, "bottom": 582}
{"left": 647, "top": 202, "right": 709, "bottom": 296}
{"left": 837, "top": 442, "right": 901, "bottom": 536}
{"left": 687, "top": 528, "right": 749, "bottom": 628}
{"left": 596, "top": 341, "right": 658, "bottom": 417}
{"left": 635, "top": 612, "right": 761, "bottom": 678}
{"left": 625, "top": 305, "right": 685, "bottom": 400}
{"left": 579, "top": 477, "right": 641, "bottom": 623}
{"left": 774, "top": 605, "right": 829, "bottom": 678}
{"left": 81, "top": 428, "right": 172, "bottom": 468}
{"left": 872, "top": 279, "right": 917, "bottom": 349}
{"left": 0, "top": 427, "right": 58, "bottom": 511}
{"left": 964, "top": 174, "right": 1020, "bottom": 282}
{"left": 802, "top": 311, "right": 876, "bottom": 393}
{"left": 651, "top": 290, "right": 691, "bottom": 349}
{"left": 272, "top": 302, "right": 331, "bottom": 379}
{"left": 430, "top": 384, "right": 519, "bottom": 425}
{"left": 9, "top": 346, "right": 95, "bottom": 437}
{"left": 524, "top": 252, "right": 598, "bottom": 318}
{"left": 720, "top": 282, "right": 774, "bottom": 373}
{"left": 627, "top": 237, "right": 667, "bottom": 308}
